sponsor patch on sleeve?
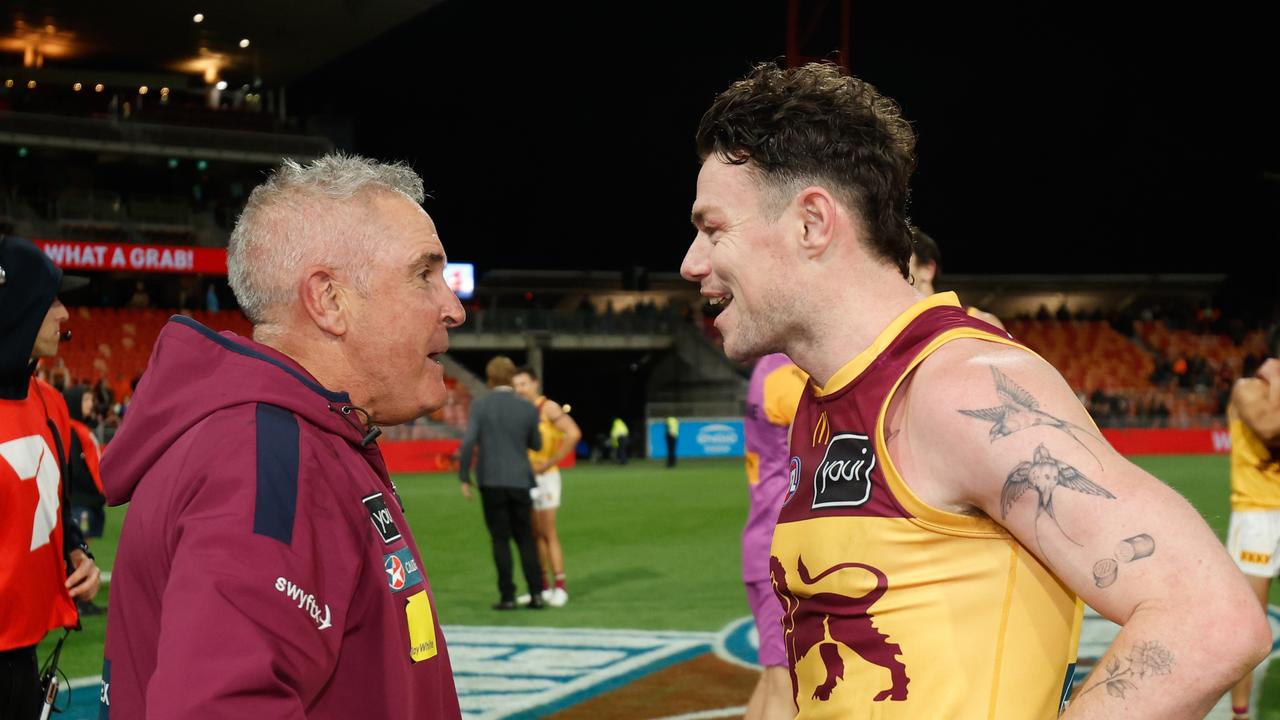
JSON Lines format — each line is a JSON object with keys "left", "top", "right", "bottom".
{"left": 405, "top": 590, "right": 438, "bottom": 662}
{"left": 383, "top": 547, "right": 424, "bottom": 593}
{"left": 362, "top": 492, "right": 402, "bottom": 544}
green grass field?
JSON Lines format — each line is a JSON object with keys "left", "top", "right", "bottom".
{"left": 41, "top": 455, "right": 1280, "bottom": 716}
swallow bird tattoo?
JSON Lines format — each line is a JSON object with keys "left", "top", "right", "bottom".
{"left": 959, "top": 366, "right": 1103, "bottom": 467}
{"left": 1003, "top": 444, "right": 1115, "bottom": 549}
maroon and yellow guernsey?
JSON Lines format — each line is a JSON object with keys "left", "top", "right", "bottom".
{"left": 772, "top": 292, "right": 1082, "bottom": 719}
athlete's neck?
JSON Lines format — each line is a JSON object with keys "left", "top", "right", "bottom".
{"left": 785, "top": 270, "right": 924, "bottom": 388}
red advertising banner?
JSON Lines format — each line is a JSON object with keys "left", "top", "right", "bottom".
{"left": 380, "top": 432, "right": 1223, "bottom": 472}
{"left": 35, "top": 239, "right": 228, "bottom": 275}
{"left": 380, "top": 439, "right": 578, "bottom": 474}
{"left": 1100, "top": 428, "right": 1232, "bottom": 455}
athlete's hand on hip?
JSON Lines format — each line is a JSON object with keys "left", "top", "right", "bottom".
{"left": 66, "top": 548, "right": 101, "bottom": 601}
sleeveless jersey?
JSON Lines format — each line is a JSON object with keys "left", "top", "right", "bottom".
{"left": 772, "top": 292, "right": 1082, "bottom": 719}
{"left": 1229, "top": 407, "right": 1280, "bottom": 511}
{"left": 528, "top": 396, "right": 566, "bottom": 469}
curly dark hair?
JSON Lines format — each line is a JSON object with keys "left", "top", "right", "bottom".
{"left": 696, "top": 62, "right": 917, "bottom": 278}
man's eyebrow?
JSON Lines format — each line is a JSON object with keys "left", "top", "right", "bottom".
{"left": 412, "top": 252, "right": 446, "bottom": 273}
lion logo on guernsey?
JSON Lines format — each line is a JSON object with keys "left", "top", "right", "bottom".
{"left": 812, "top": 433, "right": 876, "bottom": 509}
{"left": 770, "top": 555, "right": 909, "bottom": 703}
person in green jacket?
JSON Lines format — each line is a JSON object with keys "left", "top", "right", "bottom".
{"left": 610, "top": 417, "right": 630, "bottom": 465}
{"left": 665, "top": 416, "right": 679, "bottom": 468}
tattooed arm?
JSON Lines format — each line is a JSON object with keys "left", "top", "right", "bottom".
{"left": 891, "top": 341, "right": 1270, "bottom": 719}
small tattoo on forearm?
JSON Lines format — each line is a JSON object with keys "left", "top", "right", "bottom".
{"left": 1092, "top": 559, "right": 1119, "bottom": 588}
{"left": 959, "top": 366, "right": 1103, "bottom": 466}
{"left": 1002, "top": 444, "right": 1115, "bottom": 552}
{"left": 1091, "top": 534, "right": 1156, "bottom": 588}
{"left": 1076, "top": 640, "right": 1174, "bottom": 700}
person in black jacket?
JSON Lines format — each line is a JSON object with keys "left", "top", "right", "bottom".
{"left": 63, "top": 386, "right": 106, "bottom": 539}
{"left": 63, "top": 385, "right": 106, "bottom": 617}
{"left": 458, "top": 356, "right": 545, "bottom": 610}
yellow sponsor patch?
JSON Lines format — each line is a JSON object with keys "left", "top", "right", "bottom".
{"left": 1240, "top": 550, "right": 1272, "bottom": 565}
{"left": 746, "top": 451, "right": 761, "bottom": 486}
{"left": 406, "top": 590, "right": 438, "bottom": 662}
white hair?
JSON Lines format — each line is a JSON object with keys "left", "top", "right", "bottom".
{"left": 227, "top": 152, "right": 426, "bottom": 329}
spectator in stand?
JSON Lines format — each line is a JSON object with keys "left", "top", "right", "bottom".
{"left": 128, "top": 281, "right": 151, "bottom": 308}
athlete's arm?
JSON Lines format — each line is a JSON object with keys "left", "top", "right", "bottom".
{"left": 535, "top": 401, "right": 581, "bottom": 474}
{"left": 1233, "top": 376, "right": 1280, "bottom": 447}
{"left": 902, "top": 341, "right": 1270, "bottom": 719}
{"left": 968, "top": 307, "right": 1006, "bottom": 332}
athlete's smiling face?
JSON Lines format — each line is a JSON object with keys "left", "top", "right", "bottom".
{"left": 682, "top": 158, "right": 801, "bottom": 362}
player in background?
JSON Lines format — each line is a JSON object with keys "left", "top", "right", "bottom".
{"left": 513, "top": 365, "right": 581, "bottom": 608}
{"left": 742, "top": 353, "right": 808, "bottom": 720}
{"left": 909, "top": 228, "right": 1005, "bottom": 331}
{"left": 1225, "top": 326, "right": 1280, "bottom": 720}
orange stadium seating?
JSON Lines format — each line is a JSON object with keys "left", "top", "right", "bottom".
{"left": 48, "top": 307, "right": 471, "bottom": 432}
{"left": 47, "top": 309, "right": 1258, "bottom": 432}
{"left": 1006, "top": 320, "right": 1154, "bottom": 394}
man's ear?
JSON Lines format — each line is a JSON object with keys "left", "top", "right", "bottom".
{"left": 299, "top": 266, "right": 348, "bottom": 337}
{"left": 795, "top": 186, "right": 838, "bottom": 259}
{"left": 917, "top": 259, "right": 938, "bottom": 287}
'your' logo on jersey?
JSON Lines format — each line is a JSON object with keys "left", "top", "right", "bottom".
{"left": 812, "top": 433, "right": 876, "bottom": 509}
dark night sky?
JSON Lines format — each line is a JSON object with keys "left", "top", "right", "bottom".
{"left": 290, "top": 1, "right": 1277, "bottom": 284}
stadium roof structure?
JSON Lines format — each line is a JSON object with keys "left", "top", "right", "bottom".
{"left": 1, "top": 0, "right": 441, "bottom": 84}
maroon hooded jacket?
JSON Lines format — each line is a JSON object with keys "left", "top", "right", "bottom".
{"left": 99, "top": 316, "right": 460, "bottom": 719}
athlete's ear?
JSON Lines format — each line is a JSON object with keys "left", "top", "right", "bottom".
{"left": 795, "top": 186, "right": 837, "bottom": 260}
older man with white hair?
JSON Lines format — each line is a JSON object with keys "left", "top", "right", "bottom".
{"left": 100, "top": 154, "right": 465, "bottom": 719}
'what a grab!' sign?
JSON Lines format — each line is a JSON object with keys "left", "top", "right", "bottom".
{"left": 35, "top": 239, "right": 228, "bottom": 275}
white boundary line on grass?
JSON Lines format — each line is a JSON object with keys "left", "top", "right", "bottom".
{"left": 68, "top": 675, "right": 101, "bottom": 690}
{"left": 711, "top": 615, "right": 760, "bottom": 671}
{"left": 647, "top": 707, "right": 748, "bottom": 720}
